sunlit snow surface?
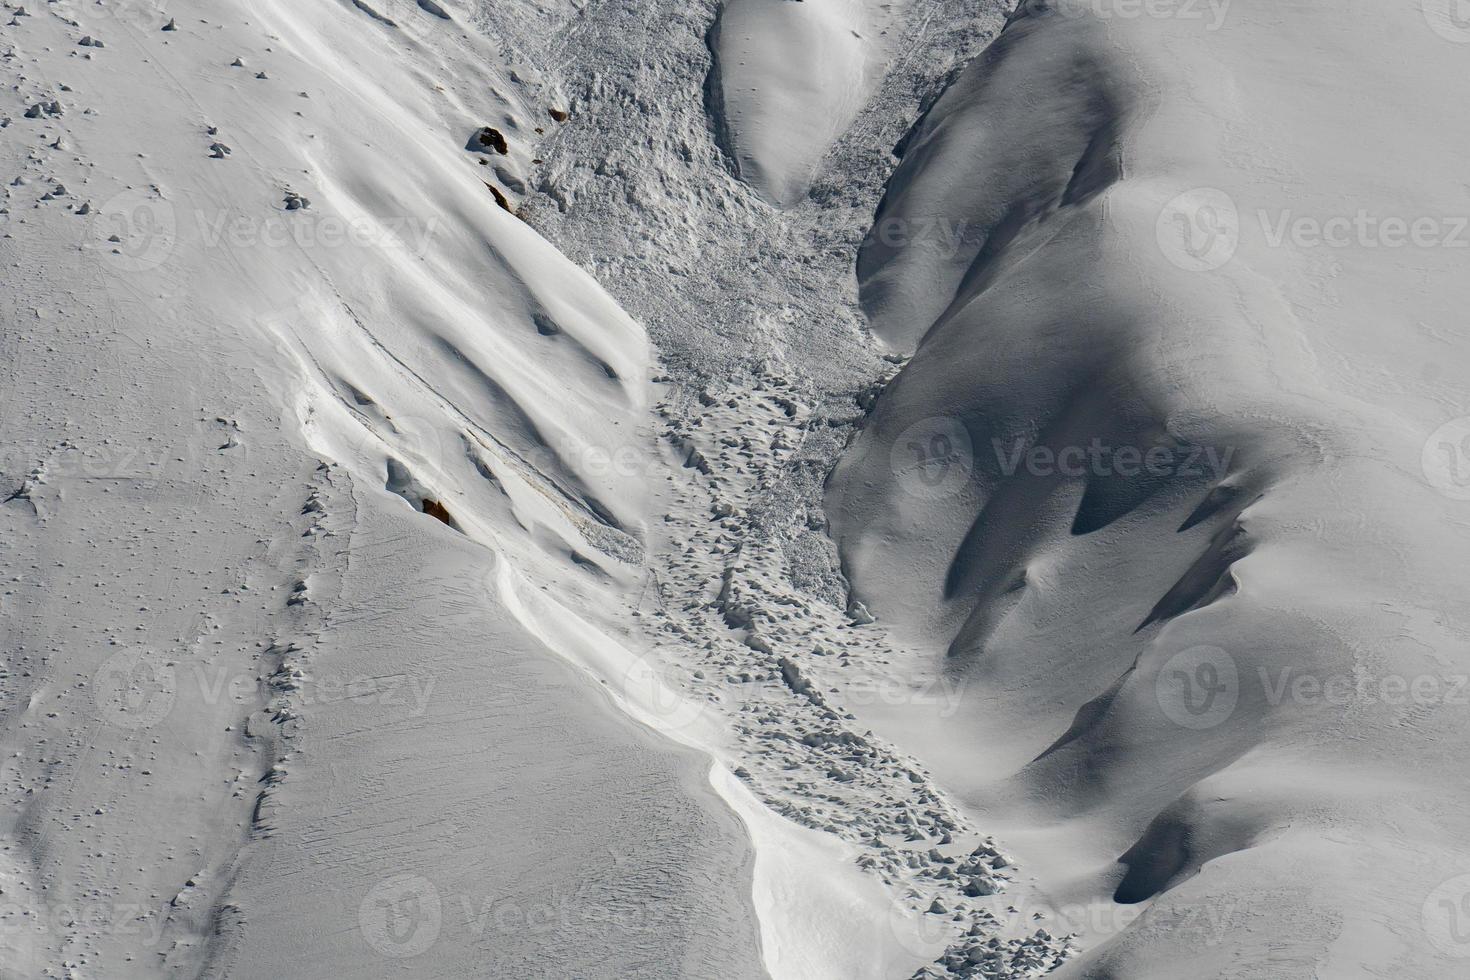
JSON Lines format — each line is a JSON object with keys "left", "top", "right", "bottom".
{"left": 4, "top": 0, "right": 1470, "bottom": 977}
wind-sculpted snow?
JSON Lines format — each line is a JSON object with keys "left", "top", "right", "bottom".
{"left": 830, "top": 0, "right": 1470, "bottom": 975}
{"left": 708, "top": 0, "right": 890, "bottom": 207}
{"left": 853, "top": 3, "right": 1133, "bottom": 351}
{"left": 0, "top": 0, "right": 763, "bottom": 975}
{"left": 5, "top": 0, "right": 1468, "bottom": 975}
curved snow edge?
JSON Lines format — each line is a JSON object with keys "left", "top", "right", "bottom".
{"left": 493, "top": 560, "right": 926, "bottom": 980}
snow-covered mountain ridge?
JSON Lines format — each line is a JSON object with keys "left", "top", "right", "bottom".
{"left": 4, "top": 0, "right": 1469, "bottom": 977}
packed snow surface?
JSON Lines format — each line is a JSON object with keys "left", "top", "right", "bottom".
{"left": 4, "top": 0, "right": 1470, "bottom": 977}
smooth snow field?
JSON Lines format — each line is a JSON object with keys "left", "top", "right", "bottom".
{"left": 3, "top": 0, "right": 1469, "bottom": 977}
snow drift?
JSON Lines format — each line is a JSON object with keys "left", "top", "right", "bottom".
{"left": 830, "top": 0, "right": 1470, "bottom": 975}
{"left": 709, "top": 0, "right": 891, "bottom": 207}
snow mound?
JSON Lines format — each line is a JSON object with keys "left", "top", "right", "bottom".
{"left": 831, "top": 0, "right": 1470, "bottom": 975}
{"left": 709, "top": 0, "right": 890, "bottom": 207}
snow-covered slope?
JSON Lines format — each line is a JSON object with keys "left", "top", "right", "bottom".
{"left": 830, "top": 1, "right": 1470, "bottom": 975}
{"left": 5, "top": 0, "right": 1467, "bottom": 976}
{"left": 0, "top": 0, "right": 768, "bottom": 974}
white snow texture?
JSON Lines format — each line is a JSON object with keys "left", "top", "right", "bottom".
{"left": 2, "top": 0, "right": 1468, "bottom": 978}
